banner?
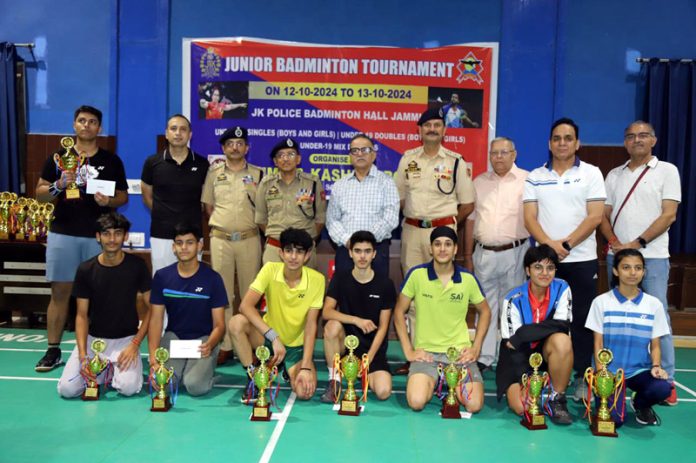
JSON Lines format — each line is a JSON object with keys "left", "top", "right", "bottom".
{"left": 183, "top": 37, "right": 498, "bottom": 194}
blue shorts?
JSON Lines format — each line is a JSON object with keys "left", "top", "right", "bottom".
{"left": 46, "top": 232, "right": 102, "bottom": 282}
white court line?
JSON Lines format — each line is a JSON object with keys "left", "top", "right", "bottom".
{"left": 675, "top": 369, "right": 696, "bottom": 373}
{"left": 0, "top": 376, "right": 58, "bottom": 381}
{"left": 259, "top": 392, "right": 297, "bottom": 463}
{"left": 674, "top": 380, "right": 696, "bottom": 399}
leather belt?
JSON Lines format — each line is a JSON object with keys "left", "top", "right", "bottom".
{"left": 404, "top": 216, "right": 456, "bottom": 229}
{"left": 266, "top": 237, "right": 281, "bottom": 248}
{"left": 477, "top": 238, "right": 528, "bottom": 252}
{"left": 211, "top": 228, "right": 258, "bottom": 242}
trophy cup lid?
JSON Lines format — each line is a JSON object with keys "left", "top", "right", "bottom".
{"left": 256, "top": 345, "right": 271, "bottom": 363}
{"left": 597, "top": 348, "right": 613, "bottom": 367}
{"left": 60, "top": 137, "right": 75, "bottom": 150}
{"left": 529, "top": 352, "right": 543, "bottom": 369}
{"left": 91, "top": 339, "right": 106, "bottom": 354}
{"left": 445, "top": 346, "right": 459, "bottom": 363}
{"left": 344, "top": 335, "right": 359, "bottom": 352}
{"left": 155, "top": 347, "right": 170, "bottom": 364}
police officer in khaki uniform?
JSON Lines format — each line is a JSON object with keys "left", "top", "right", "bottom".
{"left": 201, "top": 126, "right": 263, "bottom": 364}
{"left": 393, "top": 108, "right": 475, "bottom": 374}
{"left": 255, "top": 138, "right": 326, "bottom": 269}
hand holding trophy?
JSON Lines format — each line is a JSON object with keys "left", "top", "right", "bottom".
{"left": 584, "top": 348, "right": 625, "bottom": 437}
{"left": 81, "top": 339, "right": 112, "bottom": 401}
{"left": 520, "top": 352, "right": 549, "bottom": 430}
{"left": 333, "top": 335, "right": 369, "bottom": 416}
{"left": 54, "top": 137, "right": 85, "bottom": 200}
{"left": 247, "top": 345, "right": 278, "bottom": 421}
{"left": 150, "top": 347, "right": 176, "bottom": 412}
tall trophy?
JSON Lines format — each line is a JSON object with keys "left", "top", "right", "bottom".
{"left": 0, "top": 192, "right": 10, "bottom": 240}
{"left": 335, "top": 335, "right": 369, "bottom": 416}
{"left": 150, "top": 347, "right": 175, "bottom": 412}
{"left": 81, "top": 339, "right": 110, "bottom": 401}
{"left": 27, "top": 202, "right": 41, "bottom": 242}
{"left": 438, "top": 346, "right": 464, "bottom": 419}
{"left": 247, "top": 345, "right": 277, "bottom": 421}
{"left": 584, "top": 348, "right": 624, "bottom": 437}
{"left": 12, "top": 197, "right": 28, "bottom": 240}
{"left": 54, "top": 137, "right": 84, "bottom": 200}
{"left": 520, "top": 352, "right": 549, "bottom": 430}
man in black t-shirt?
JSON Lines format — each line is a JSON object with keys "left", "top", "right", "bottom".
{"left": 141, "top": 114, "right": 209, "bottom": 273}
{"left": 35, "top": 105, "right": 129, "bottom": 372}
{"left": 320, "top": 231, "right": 396, "bottom": 403}
{"left": 57, "top": 212, "right": 151, "bottom": 398}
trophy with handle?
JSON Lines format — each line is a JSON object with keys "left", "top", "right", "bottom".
{"left": 54, "top": 137, "right": 84, "bottom": 200}
{"left": 247, "top": 345, "right": 277, "bottom": 421}
{"left": 81, "top": 339, "right": 110, "bottom": 401}
{"left": 520, "top": 352, "right": 549, "bottom": 430}
{"left": 150, "top": 347, "right": 175, "bottom": 412}
{"left": 335, "top": 335, "right": 369, "bottom": 416}
{"left": 439, "top": 346, "right": 464, "bottom": 419}
{"left": 584, "top": 348, "right": 624, "bottom": 437}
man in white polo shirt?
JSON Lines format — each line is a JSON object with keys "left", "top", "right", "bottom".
{"left": 523, "top": 117, "right": 606, "bottom": 401}
{"left": 599, "top": 120, "right": 681, "bottom": 405}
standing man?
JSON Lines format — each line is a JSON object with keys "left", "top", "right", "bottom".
{"left": 229, "top": 228, "right": 325, "bottom": 401}
{"left": 442, "top": 93, "right": 479, "bottom": 128}
{"left": 148, "top": 223, "right": 227, "bottom": 396}
{"left": 393, "top": 108, "right": 475, "bottom": 374}
{"left": 202, "top": 126, "right": 264, "bottom": 365}
{"left": 141, "top": 114, "right": 209, "bottom": 273}
{"left": 599, "top": 120, "right": 681, "bottom": 405}
{"left": 327, "top": 134, "right": 399, "bottom": 277}
{"left": 393, "top": 226, "right": 491, "bottom": 413}
{"left": 321, "top": 231, "right": 396, "bottom": 402}
{"left": 35, "top": 105, "right": 129, "bottom": 372}
{"left": 255, "top": 138, "right": 326, "bottom": 269}
{"left": 463, "top": 137, "right": 530, "bottom": 373}
{"left": 523, "top": 117, "right": 606, "bottom": 401}
{"left": 57, "top": 212, "right": 151, "bottom": 398}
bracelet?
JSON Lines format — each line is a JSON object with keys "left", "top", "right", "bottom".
{"left": 608, "top": 236, "right": 618, "bottom": 245}
{"left": 264, "top": 328, "right": 279, "bottom": 343}
{"left": 652, "top": 365, "right": 661, "bottom": 368}
{"left": 300, "top": 367, "right": 312, "bottom": 372}
{"left": 130, "top": 338, "right": 141, "bottom": 347}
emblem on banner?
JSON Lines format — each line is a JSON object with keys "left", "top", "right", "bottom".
{"left": 456, "top": 52, "right": 484, "bottom": 85}
{"left": 200, "top": 47, "right": 221, "bottom": 78}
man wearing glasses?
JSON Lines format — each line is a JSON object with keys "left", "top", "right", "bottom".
{"left": 463, "top": 137, "right": 530, "bottom": 374}
{"left": 599, "top": 120, "right": 681, "bottom": 406}
{"left": 326, "top": 134, "right": 399, "bottom": 277}
{"left": 256, "top": 138, "right": 326, "bottom": 269}
{"left": 229, "top": 228, "right": 325, "bottom": 400}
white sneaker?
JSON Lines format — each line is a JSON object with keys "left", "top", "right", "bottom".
{"left": 572, "top": 378, "right": 588, "bottom": 402}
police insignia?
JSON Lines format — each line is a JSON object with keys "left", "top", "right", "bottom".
{"left": 235, "top": 127, "right": 243, "bottom": 137}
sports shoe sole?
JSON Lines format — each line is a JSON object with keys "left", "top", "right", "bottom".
{"left": 34, "top": 359, "right": 64, "bottom": 372}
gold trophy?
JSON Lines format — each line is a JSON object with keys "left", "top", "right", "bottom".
{"left": 520, "top": 352, "right": 549, "bottom": 430}
{"left": 54, "top": 137, "right": 84, "bottom": 200}
{"left": 42, "top": 203, "right": 55, "bottom": 240}
{"left": 247, "top": 345, "right": 277, "bottom": 421}
{"left": 27, "top": 202, "right": 41, "bottom": 241}
{"left": 0, "top": 192, "right": 11, "bottom": 240}
{"left": 439, "top": 346, "right": 464, "bottom": 419}
{"left": 584, "top": 348, "right": 624, "bottom": 437}
{"left": 150, "top": 347, "right": 175, "bottom": 412}
{"left": 82, "top": 339, "right": 109, "bottom": 401}
{"left": 12, "top": 197, "right": 28, "bottom": 240}
{"left": 335, "top": 335, "right": 369, "bottom": 416}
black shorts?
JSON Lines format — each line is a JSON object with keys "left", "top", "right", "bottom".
{"left": 354, "top": 346, "right": 390, "bottom": 374}
{"left": 495, "top": 340, "right": 547, "bottom": 400}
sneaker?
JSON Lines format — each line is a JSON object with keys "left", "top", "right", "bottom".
{"left": 320, "top": 380, "right": 339, "bottom": 404}
{"left": 35, "top": 348, "right": 63, "bottom": 372}
{"left": 548, "top": 394, "right": 573, "bottom": 425}
{"left": 661, "top": 384, "right": 678, "bottom": 406}
{"left": 572, "top": 377, "right": 588, "bottom": 402}
{"left": 631, "top": 392, "right": 661, "bottom": 425}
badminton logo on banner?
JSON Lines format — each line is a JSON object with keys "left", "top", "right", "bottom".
{"left": 184, "top": 37, "right": 498, "bottom": 194}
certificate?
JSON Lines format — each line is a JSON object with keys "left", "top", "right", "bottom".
{"left": 86, "top": 179, "right": 116, "bottom": 196}
{"left": 169, "top": 339, "right": 202, "bottom": 359}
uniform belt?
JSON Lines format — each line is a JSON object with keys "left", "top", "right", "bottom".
{"left": 477, "top": 238, "right": 528, "bottom": 252}
{"left": 211, "top": 228, "right": 258, "bottom": 242}
{"left": 266, "top": 237, "right": 281, "bottom": 248}
{"left": 404, "top": 216, "right": 456, "bottom": 229}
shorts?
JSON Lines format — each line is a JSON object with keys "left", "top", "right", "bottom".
{"left": 495, "top": 340, "right": 546, "bottom": 400}
{"left": 264, "top": 340, "right": 304, "bottom": 380}
{"left": 408, "top": 351, "right": 483, "bottom": 383}
{"left": 46, "top": 232, "right": 102, "bottom": 282}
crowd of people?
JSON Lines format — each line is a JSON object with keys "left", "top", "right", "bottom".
{"left": 35, "top": 104, "right": 680, "bottom": 427}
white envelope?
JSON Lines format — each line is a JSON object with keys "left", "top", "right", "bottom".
{"left": 86, "top": 179, "right": 116, "bottom": 196}
{"left": 169, "top": 339, "right": 202, "bottom": 359}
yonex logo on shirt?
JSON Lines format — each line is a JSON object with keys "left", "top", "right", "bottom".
{"left": 192, "top": 167, "right": 198, "bottom": 171}
{"left": 195, "top": 287, "right": 203, "bottom": 292}
{"left": 368, "top": 294, "right": 380, "bottom": 299}
{"left": 298, "top": 294, "right": 305, "bottom": 298}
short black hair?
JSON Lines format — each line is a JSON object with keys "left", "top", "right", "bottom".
{"left": 349, "top": 230, "right": 377, "bottom": 250}
{"left": 611, "top": 248, "right": 646, "bottom": 288}
{"left": 96, "top": 211, "right": 131, "bottom": 233}
{"left": 523, "top": 244, "right": 559, "bottom": 269}
{"left": 550, "top": 117, "right": 579, "bottom": 140}
{"left": 167, "top": 114, "right": 191, "bottom": 130}
{"left": 349, "top": 133, "right": 374, "bottom": 146}
{"left": 74, "top": 105, "right": 103, "bottom": 125}
{"left": 279, "top": 228, "right": 313, "bottom": 251}
{"left": 173, "top": 222, "right": 202, "bottom": 241}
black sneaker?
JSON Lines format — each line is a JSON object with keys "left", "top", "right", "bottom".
{"left": 35, "top": 348, "right": 63, "bottom": 372}
{"left": 320, "top": 380, "right": 339, "bottom": 404}
{"left": 631, "top": 393, "right": 660, "bottom": 425}
{"left": 548, "top": 394, "right": 573, "bottom": 425}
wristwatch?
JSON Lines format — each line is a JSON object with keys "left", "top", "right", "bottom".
{"left": 562, "top": 241, "right": 572, "bottom": 251}
{"left": 637, "top": 237, "right": 647, "bottom": 248}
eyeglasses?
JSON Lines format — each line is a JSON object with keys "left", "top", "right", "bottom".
{"left": 490, "top": 150, "right": 515, "bottom": 157}
{"left": 276, "top": 152, "right": 298, "bottom": 160}
{"left": 349, "top": 147, "right": 375, "bottom": 155}
{"left": 531, "top": 264, "right": 556, "bottom": 273}
{"left": 624, "top": 132, "right": 653, "bottom": 142}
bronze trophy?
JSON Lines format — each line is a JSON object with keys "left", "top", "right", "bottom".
{"left": 438, "top": 346, "right": 464, "bottom": 419}
{"left": 81, "top": 339, "right": 110, "bottom": 401}
{"left": 584, "top": 348, "right": 624, "bottom": 437}
{"left": 334, "top": 335, "right": 369, "bottom": 416}
{"left": 247, "top": 345, "right": 277, "bottom": 421}
{"left": 520, "top": 352, "right": 549, "bottom": 430}
{"left": 150, "top": 347, "right": 175, "bottom": 412}
{"left": 54, "top": 137, "right": 84, "bottom": 200}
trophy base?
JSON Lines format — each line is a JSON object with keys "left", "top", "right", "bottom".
{"left": 13, "top": 233, "right": 25, "bottom": 241}
{"left": 65, "top": 188, "right": 81, "bottom": 200}
{"left": 251, "top": 403, "right": 272, "bottom": 421}
{"left": 27, "top": 234, "right": 37, "bottom": 242}
{"left": 338, "top": 398, "right": 361, "bottom": 416}
{"left": 590, "top": 416, "right": 618, "bottom": 438}
{"left": 441, "top": 401, "right": 462, "bottom": 419}
{"left": 82, "top": 386, "right": 100, "bottom": 401}
{"left": 151, "top": 396, "right": 172, "bottom": 412}
{"left": 0, "top": 232, "right": 8, "bottom": 241}
{"left": 521, "top": 414, "right": 547, "bottom": 430}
